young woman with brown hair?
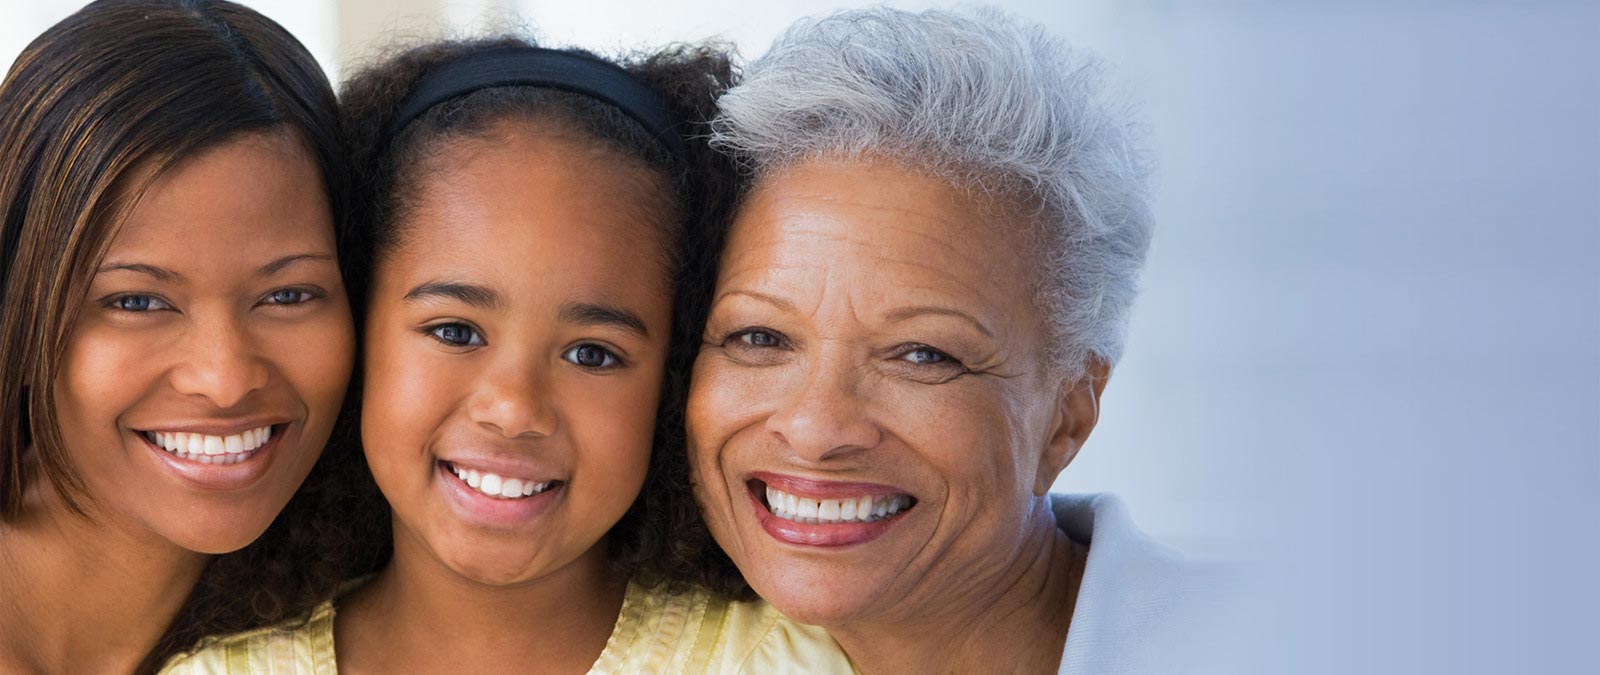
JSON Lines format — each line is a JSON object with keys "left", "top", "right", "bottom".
{"left": 0, "top": 1, "right": 378, "bottom": 671}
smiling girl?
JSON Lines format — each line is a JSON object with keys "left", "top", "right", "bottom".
{"left": 160, "top": 36, "right": 851, "bottom": 674}
{"left": 0, "top": 1, "right": 364, "bottom": 672}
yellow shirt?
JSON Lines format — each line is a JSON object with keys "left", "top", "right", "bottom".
{"left": 159, "top": 580, "right": 854, "bottom": 674}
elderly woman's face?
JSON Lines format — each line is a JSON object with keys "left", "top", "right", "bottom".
{"left": 688, "top": 159, "right": 1098, "bottom": 625}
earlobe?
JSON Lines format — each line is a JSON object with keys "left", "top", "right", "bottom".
{"left": 1033, "top": 359, "right": 1110, "bottom": 496}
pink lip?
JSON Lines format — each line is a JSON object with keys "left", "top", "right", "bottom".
{"left": 751, "top": 472, "right": 908, "bottom": 499}
{"left": 139, "top": 423, "right": 288, "bottom": 491}
{"left": 436, "top": 462, "right": 563, "bottom": 530}
{"left": 747, "top": 473, "right": 915, "bottom": 548}
{"left": 137, "top": 417, "right": 290, "bottom": 436}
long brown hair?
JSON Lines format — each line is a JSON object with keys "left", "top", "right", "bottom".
{"left": 0, "top": 0, "right": 376, "bottom": 669}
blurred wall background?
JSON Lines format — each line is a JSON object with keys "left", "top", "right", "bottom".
{"left": 4, "top": 1, "right": 1597, "bottom": 673}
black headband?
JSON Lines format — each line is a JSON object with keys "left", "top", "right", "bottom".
{"left": 387, "top": 46, "right": 686, "bottom": 159}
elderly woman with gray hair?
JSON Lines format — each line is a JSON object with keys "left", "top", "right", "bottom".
{"left": 685, "top": 6, "right": 1221, "bottom": 674}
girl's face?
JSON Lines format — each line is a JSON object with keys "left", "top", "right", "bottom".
{"left": 361, "top": 122, "right": 672, "bottom": 586}
{"left": 53, "top": 131, "right": 353, "bottom": 553}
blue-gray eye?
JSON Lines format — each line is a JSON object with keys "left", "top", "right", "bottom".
{"left": 263, "top": 288, "right": 314, "bottom": 305}
{"left": 563, "top": 344, "right": 618, "bottom": 369}
{"left": 113, "top": 295, "right": 170, "bottom": 312}
{"left": 901, "top": 347, "right": 952, "bottom": 365}
{"left": 737, "top": 329, "right": 782, "bottom": 347}
{"left": 430, "top": 323, "right": 484, "bottom": 347}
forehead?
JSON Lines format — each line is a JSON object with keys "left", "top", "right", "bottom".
{"left": 384, "top": 128, "right": 673, "bottom": 303}
{"left": 109, "top": 131, "right": 333, "bottom": 256}
{"left": 721, "top": 159, "right": 1037, "bottom": 307}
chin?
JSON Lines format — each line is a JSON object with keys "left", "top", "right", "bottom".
{"left": 158, "top": 511, "right": 277, "bottom": 555}
{"left": 747, "top": 564, "right": 885, "bottom": 628}
{"left": 437, "top": 543, "right": 554, "bottom": 587}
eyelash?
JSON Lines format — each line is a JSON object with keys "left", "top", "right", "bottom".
{"left": 424, "top": 322, "right": 486, "bottom": 347}
{"left": 104, "top": 294, "right": 173, "bottom": 313}
{"left": 724, "top": 327, "right": 788, "bottom": 350}
{"left": 562, "top": 343, "right": 624, "bottom": 370}
{"left": 894, "top": 343, "right": 967, "bottom": 370}
{"left": 101, "top": 287, "right": 324, "bottom": 314}
{"left": 722, "top": 328, "right": 967, "bottom": 373}
{"left": 257, "top": 287, "right": 324, "bottom": 307}
{"left": 421, "top": 325, "right": 626, "bottom": 371}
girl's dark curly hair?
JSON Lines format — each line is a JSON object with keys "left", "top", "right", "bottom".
{"left": 337, "top": 35, "right": 750, "bottom": 597}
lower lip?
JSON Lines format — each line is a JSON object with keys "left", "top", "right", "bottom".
{"left": 748, "top": 487, "right": 909, "bottom": 548}
{"left": 436, "top": 462, "right": 562, "bottom": 529}
{"left": 142, "top": 427, "right": 284, "bottom": 491}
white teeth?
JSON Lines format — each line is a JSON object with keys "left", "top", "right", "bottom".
{"left": 144, "top": 425, "right": 273, "bottom": 463}
{"left": 448, "top": 464, "right": 551, "bottom": 500}
{"left": 500, "top": 478, "right": 523, "bottom": 499}
{"left": 764, "top": 485, "right": 912, "bottom": 524}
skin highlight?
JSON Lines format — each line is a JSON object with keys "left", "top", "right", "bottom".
{"left": 336, "top": 122, "right": 673, "bottom": 674}
{"left": 0, "top": 131, "right": 352, "bottom": 674}
{"left": 688, "top": 158, "right": 1106, "bottom": 673}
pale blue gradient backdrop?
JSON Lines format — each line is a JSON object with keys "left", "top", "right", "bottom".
{"left": 4, "top": 1, "right": 1597, "bottom": 672}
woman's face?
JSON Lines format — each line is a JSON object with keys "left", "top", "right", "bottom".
{"left": 688, "top": 159, "right": 1102, "bottom": 626}
{"left": 53, "top": 131, "right": 353, "bottom": 554}
{"left": 361, "top": 123, "right": 671, "bottom": 586}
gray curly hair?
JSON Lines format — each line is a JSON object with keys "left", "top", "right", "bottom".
{"left": 711, "top": 6, "right": 1153, "bottom": 379}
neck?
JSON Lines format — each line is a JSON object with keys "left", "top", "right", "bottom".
{"left": 337, "top": 519, "right": 627, "bottom": 674}
{"left": 0, "top": 480, "right": 206, "bottom": 675}
{"left": 829, "top": 498, "right": 1087, "bottom": 675}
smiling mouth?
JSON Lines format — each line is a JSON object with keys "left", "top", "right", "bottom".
{"left": 140, "top": 425, "right": 280, "bottom": 465}
{"left": 440, "top": 461, "right": 562, "bottom": 500}
{"left": 751, "top": 479, "right": 917, "bottom": 525}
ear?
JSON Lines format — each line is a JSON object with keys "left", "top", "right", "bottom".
{"left": 1033, "top": 358, "right": 1110, "bottom": 496}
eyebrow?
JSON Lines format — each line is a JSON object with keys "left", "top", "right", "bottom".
{"left": 559, "top": 301, "right": 649, "bottom": 338}
{"left": 259, "top": 253, "right": 335, "bottom": 277}
{"left": 716, "top": 289, "right": 796, "bottom": 313}
{"left": 403, "top": 281, "right": 501, "bottom": 308}
{"left": 883, "top": 305, "right": 996, "bottom": 339}
{"left": 96, "top": 252, "right": 335, "bottom": 283}
{"left": 97, "top": 263, "right": 183, "bottom": 283}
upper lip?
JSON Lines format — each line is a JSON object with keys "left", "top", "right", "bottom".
{"left": 439, "top": 453, "right": 563, "bottom": 483}
{"left": 132, "top": 418, "right": 292, "bottom": 436}
{"left": 751, "top": 471, "right": 913, "bottom": 499}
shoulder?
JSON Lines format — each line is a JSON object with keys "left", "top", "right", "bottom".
{"left": 158, "top": 600, "right": 338, "bottom": 675}
{"left": 594, "top": 580, "right": 854, "bottom": 674}
{"left": 1052, "top": 493, "right": 1244, "bottom": 675}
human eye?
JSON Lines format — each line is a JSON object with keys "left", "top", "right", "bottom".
{"left": 891, "top": 343, "right": 970, "bottom": 380}
{"left": 726, "top": 327, "right": 787, "bottom": 349}
{"left": 257, "top": 286, "right": 325, "bottom": 307}
{"left": 423, "top": 322, "right": 486, "bottom": 348}
{"left": 104, "top": 294, "right": 173, "bottom": 313}
{"left": 561, "top": 343, "right": 622, "bottom": 370}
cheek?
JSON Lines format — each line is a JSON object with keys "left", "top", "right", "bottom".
{"left": 53, "top": 322, "right": 163, "bottom": 443}
{"left": 360, "top": 327, "right": 457, "bottom": 479}
{"left": 266, "top": 304, "right": 355, "bottom": 419}
{"left": 884, "top": 383, "right": 1031, "bottom": 497}
{"left": 567, "top": 366, "right": 660, "bottom": 489}
{"left": 687, "top": 357, "right": 787, "bottom": 468}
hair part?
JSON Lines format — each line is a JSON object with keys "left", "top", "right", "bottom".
{"left": 711, "top": 6, "right": 1154, "bottom": 379}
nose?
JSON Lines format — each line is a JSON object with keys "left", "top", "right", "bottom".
{"left": 465, "top": 355, "right": 558, "bottom": 440}
{"left": 168, "top": 315, "right": 270, "bottom": 409}
{"left": 764, "top": 352, "right": 882, "bottom": 462}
